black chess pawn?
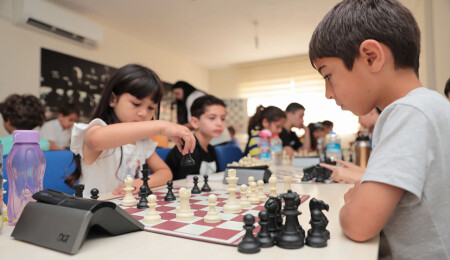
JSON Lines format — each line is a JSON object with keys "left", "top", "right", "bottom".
{"left": 137, "top": 186, "right": 149, "bottom": 209}
{"left": 191, "top": 176, "right": 201, "bottom": 194}
{"left": 181, "top": 153, "right": 195, "bottom": 167}
{"left": 201, "top": 174, "right": 211, "bottom": 192}
{"left": 305, "top": 208, "right": 327, "bottom": 248}
{"left": 140, "top": 163, "right": 152, "bottom": 196}
{"left": 73, "top": 184, "right": 85, "bottom": 198}
{"left": 294, "top": 193, "right": 305, "bottom": 238}
{"left": 276, "top": 190, "right": 305, "bottom": 249}
{"left": 164, "top": 181, "right": 176, "bottom": 201}
{"left": 264, "top": 196, "right": 282, "bottom": 240}
{"left": 237, "top": 214, "right": 261, "bottom": 254}
{"left": 90, "top": 188, "right": 99, "bottom": 200}
{"left": 257, "top": 210, "right": 274, "bottom": 248}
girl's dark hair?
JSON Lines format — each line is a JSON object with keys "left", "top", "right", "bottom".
{"left": 65, "top": 64, "right": 163, "bottom": 187}
{"left": 247, "top": 105, "right": 286, "bottom": 133}
{"left": 172, "top": 81, "right": 198, "bottom": 125}
{"left": 308, "top": 122, "right": 324, "bottom": 151}
{"left": 0, "top": 94, "right": 45, "bottom": 129}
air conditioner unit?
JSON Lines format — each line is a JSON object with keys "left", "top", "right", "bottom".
{"left": 14, "top": 0, "right": 103, "bottom": 46}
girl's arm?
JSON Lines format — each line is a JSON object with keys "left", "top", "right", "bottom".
{"left": 83, "top": 120, "right": 195, "bottom": 164}
{"left": 113, "top": 152, "right": 172, "bottom": 195}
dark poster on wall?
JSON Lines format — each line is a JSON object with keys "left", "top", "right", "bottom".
{"left": 40, "top": 48, "right": 117, "bottom": 122}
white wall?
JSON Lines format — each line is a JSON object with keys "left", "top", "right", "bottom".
{"left": 0, "top": 0, "right": 209, "bottom": 137}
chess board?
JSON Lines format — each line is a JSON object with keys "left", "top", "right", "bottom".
{"left": 107, "top": 187, "right": 310, "bottom": 246}
{"left": 271, "top": 166, "right": 334, "bottom": 184}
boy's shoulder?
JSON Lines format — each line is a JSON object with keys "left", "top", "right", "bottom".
{"left": 388, "top": 87, "right": 450, "bottom": 117}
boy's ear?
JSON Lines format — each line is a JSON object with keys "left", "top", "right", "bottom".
{"left": 359, "top": 40, "right": 385, "bottom": 73}
{"left": 190, "top": 116, "right": 199, "bottom": 130}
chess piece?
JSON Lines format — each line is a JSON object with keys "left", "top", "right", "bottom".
{"left": 248, "top": 176, "right": 255, "bottom": 186}
{"left": 90, "top": 188, "right": 99, "bottom": 200}
{"left": 223, "top": 169, "right": 242, "bottom": 213}
{"left": 315, "top": 167, "right": 326, "bottom": 183}
{"left": 164, "top": 181, "right": 176, "bottom": 201}
{"left": 264, "top": 196, "right": 282, "bottom": 239}
{"left": 121, "top": 175, "right": 138, "bottom": 206}
{"left": 257, "top": 210, "right": 274, "bottom": 247}
{"left": 73, "top": 184, "right": 85, "bottom": 198}
{"left": 143, "top": 194, "right": 161, "bottom": 224}
{"left": 201, "top": 174, "right": 211, "bottom": 192}
{"left": 237, "top": 214, "right": 261, "bottom": 254}
{"left": 283, "top": 176, "right": 292, "bottom": 193}
{"left": 204, "top": 194, "right": 221, "bottom": 223}
{"left": 248, "top": 181, "right": 260, "bottom": 204}
{"left": 191, "top": 176, "right": 201, "bottom": 194}
{"left": 181, "top": 153, "right": 195, "bottom": 167}
{"left": 140, "top": 163, "right": 152, "bottom": 196}
{"left": 294, "top": 193, "right": 305, "bottom": 238}
{"left": 268, "top": 175, "right": 277, "bottom": 197}
{"left": 309, "top": 198, "right": 330, "bottom": 240}
{"left": 137, "top": 186, "right": 150, "bottom": 209}
{"left": 276, "top": 190, "right": 305, "bottom": 249}
{"left": 257, "top": 180, "right": 267, "bottom": 201}
{"left": 305, "top": 207, "right": 327, "bottom": 247}
{"left": 239, "top": 184, "right": 251, "bottom": 208}
{"left": 275, "top": 195, "right": 283, "bottom": 229}
{"left": 176, "top": 188, "right": 194, "bottom": 220}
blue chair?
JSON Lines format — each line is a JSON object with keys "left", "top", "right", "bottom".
{"left": 214, "top": 145, "right": 244, "bottom": 172}
{"left": 155, "top": 148, "right": 171, "bottom": 161}
{"left": 2, "top": 150, "right": 76, "bottom": 203}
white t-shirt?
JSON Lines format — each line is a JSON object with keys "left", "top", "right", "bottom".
{"left": 361, "top": 87, "right": 450, "bottom": 259}
{"left": 70, "top": 118, "right": 157, "bottom": 197}
{"left": 40, "top": 118, "right": 72, "bottom": 148}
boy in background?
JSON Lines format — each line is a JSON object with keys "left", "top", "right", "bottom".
{"left": 0, "top": 94, "right": 50, "bottom": 155}
{"left": 309, "top": 0, "right": 450, "bottom": 259}
{"left": 280, "top": 103, "right": 310, "bottom": 157}
{"left": 165, "top": 95, "right": 226, "bottom": 180}
{"left": 40, "top": 103, "right": 79, "bottom": 150}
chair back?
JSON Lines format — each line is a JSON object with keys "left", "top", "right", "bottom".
{"left": 155, "top": 148, "right": 171, "bottom": 161}
{"left": 214, "top": 145, "right": 243, "bottom": 172}
{"left": 2, "top": 150, "right": 76, "bottom": 203}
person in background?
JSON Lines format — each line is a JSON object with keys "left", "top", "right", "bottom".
{"left": 309, "top": 0, "right": 450, "bottom": 258}
{"left": 445, "top": 78, "right": 450, "bottom": 101}
{"left": 0, "top": 94, "right": 49, "bottom": 155}
{"left": 280, "top": 102, "right": 311, "bottom": 157}
{"left": 40, "top": 103, "right": 80, "bottom": 151}
{"left": 307, "top": 122, "right": 324, "bottom": 153}
{"left": 321, "top": 120, "right": 334, "bottom": 135}
{"left": 65, "top": 64, "right": 195, "bottom": 197}
{"left": 244, "top": 105, "right": 286, "bottom": 157}
{"left": 165, "top": 95, "right": 226, "bottom": 180}
{"left": 227, "top": 126, "right": 239, "bottom": 146}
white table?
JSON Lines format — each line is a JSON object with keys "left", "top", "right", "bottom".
{"left": 0, "top": 174, "right": 379, "bottom": 260}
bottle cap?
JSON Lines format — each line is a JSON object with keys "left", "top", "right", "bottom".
{"left": 272, "top": 134, "right": 279, "bottom": 138}
{"left": 13, "top": 130, "right": 40, "bottom": 143}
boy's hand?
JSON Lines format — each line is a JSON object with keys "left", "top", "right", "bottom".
{"left": 160, "top": 123, "right": 196, "bottom": 155}
{"left": 344, "top": 182, "right": 359, "bottom": 203}
{"left": 320, "top": 159, "right": 365, "bottom": 184}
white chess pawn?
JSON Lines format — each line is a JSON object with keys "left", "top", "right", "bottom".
{"left": 204, "top": 194, "right": 221, "bottom": 223}
{"left": 239, "top": 184, "right": 251, "bottom": 208}
{"left": 269, "top": 175, "right": 278, "bottom": 197}
{"left": 176, "top": 188, "right": 194, "bottom": 221}
{"left": 283, "top": 175, "right": 293, "bottom": 193}
{"left": 143, "top": 194, "right": 161, "bottom": 224}
{"left": 121, "top": 175, "right": 138, "bottom": 206}
{"left": 248, "top": 181, "right": 260, "bottom": 204}
{"left": 257, "top": 180, "right": 267, "bottom": 201}
{"left": 223, "top": 169, "right": 242, "bottom": 213}
{"left": 248, "top": 176, "right": 255, "bottom": 186}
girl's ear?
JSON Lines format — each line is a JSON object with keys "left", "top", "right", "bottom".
{"left": 109, "top": 93, "right": 117, "bottom": 107}
{"left": 261, "top": 118, "right": 269, "bottom": 129}
{"left": 190, "top": 116, "right": 199, "bottom": 130}
{"left": 359, "top": 40, "right": 385, "bottom": 73}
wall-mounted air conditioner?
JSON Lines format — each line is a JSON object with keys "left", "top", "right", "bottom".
{"left": 14, "top": 0, "right": 103, "bottom": 46}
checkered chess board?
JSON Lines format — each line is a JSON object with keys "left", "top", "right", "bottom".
{"left": 108, "top": 187, "right": 310, "bottom": 246}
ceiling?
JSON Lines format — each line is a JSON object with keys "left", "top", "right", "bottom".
{"left": 48, "top": 0, "right": 340, "bottom": 69}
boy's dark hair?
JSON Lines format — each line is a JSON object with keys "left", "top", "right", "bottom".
{"left": 190, "top": 95, "right": 226, "bottom": 119}
{"left": 322, "top": 120, "right": 334, "bottom": 128}
{"left": 285, "top": 102, "right": 305, "bottom": 113}
{"left": 309, "top": 0, "right": 421, "bottom": 75}
{"left": 0, "top": 94, "right": 45, "bottom": 130}
{"left": 445, "top": 78, "right": 450, "bottom": 97}
{"left": 91, "top": 63, "right": 163, "bottom": 124}
{"left": 228, "top": 126, "right": 236, "bottom": 136}
{"left": 59, "top": 103, "right": 80, "bottom": 117}
{"left": 248, "top": 105, "right": 286, "bottom": 133}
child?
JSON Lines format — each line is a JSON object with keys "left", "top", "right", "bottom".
{"left": 227, "top": 126, "right": 239, "bottom": 146}
{"left": 244, "top": 105, "right": 286, "bottom": 157}
{"left": 280, "top": 103, "right": 310, "bottom": 157}
{"left": 309, "top": 0, "right": 450, "bottom": 259}
{"left": 307, "top": 122, "right": 324, "bottom": 153}
{"left": 321, "top": 120, "right": 334, "bottom": 135}
{"left": 65, "top": 64, "right": 195, "bottom": 197}
{"left": 165, "top": 95, "right": 226, "bottom": 180}
{"left": 0, "top": 94, "right": 50, "bottom": 155}
{"left": 40, "top": 103, "right": 80, "bottom": 150}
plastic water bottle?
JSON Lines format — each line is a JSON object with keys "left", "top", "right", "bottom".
{"left": 271, "top": 134, "right": 283, "bottom": 165}
{"left": 6, "top": 130, "right": 46, "bottom": 226}
{"left": 258, "top": 130, "right": 272, "bottom": 161}
{"left": 325, "top": 131, "right": 342, "bottom": 162}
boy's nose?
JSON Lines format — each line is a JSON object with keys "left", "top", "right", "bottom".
{"left": 325, "top": 84, "right": 334, "bottom": 100}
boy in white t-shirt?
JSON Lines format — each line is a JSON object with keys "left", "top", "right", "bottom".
{"left": 40, "top": 104, "right": 79, "bottom": 150}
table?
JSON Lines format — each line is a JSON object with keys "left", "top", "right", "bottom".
{"left": 0, "top": 174, "right": 379, "bottom": 260}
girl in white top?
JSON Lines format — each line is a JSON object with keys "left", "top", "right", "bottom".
{"left": 67, "top": 64, "right": 195, "bottom": 197}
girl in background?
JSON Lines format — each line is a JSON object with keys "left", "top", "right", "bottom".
{"left": 66, "top": 64, "right": 195, "bottom": 197}
{"left": 244, "top": 105, "right": 286, "bottom": 157}
{"left": 307, "top": 122, "right": 325, "bottom": 153}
